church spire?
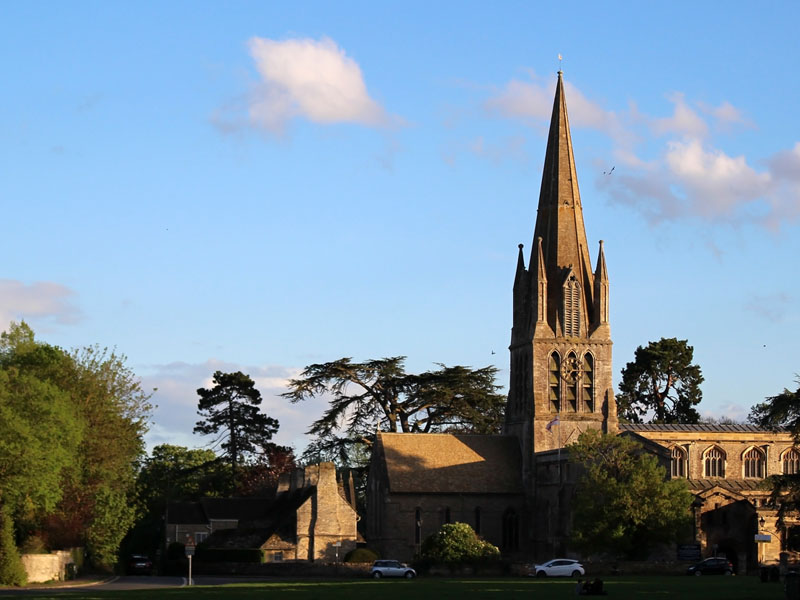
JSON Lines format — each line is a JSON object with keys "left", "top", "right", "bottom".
{"left": 531, "top": 71, "right": 594, "bottom": 334}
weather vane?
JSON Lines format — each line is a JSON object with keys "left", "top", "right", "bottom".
{"left": 558, "top": 53, "right": 563, "bottom": 72}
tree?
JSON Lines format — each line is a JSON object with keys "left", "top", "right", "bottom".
{"left": 235, "top": 444, "right": 296, "bottom": 497}
{"left": 0, "top": 505, "right": 26, "bottom": 586}
{"left": 194, "top": 371, "right": 279, "bottom": 489}
{"left": 282, "top": 357, "right": 506, "bottom": 462}
{"left": 748, "top": 379, "right": 800, "bottom": 530}
{"left": 0, "top": 322, "right": 152, "bottom": 569}
{"left": 569, "top": 429, "right": 692, "bottom": 558}
{"left": 749, "top": 379, "right": 800, "bottom": 439}
{"left": 420, "top": 522, "right": 499, "bottom": 565}
{"left": 617, "top": 338, "right": 704, "bottom": 424}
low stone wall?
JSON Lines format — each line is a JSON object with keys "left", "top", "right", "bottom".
{"left": 21, "top": 550, "right": 78, "bottom": 583}
{"left": 189, "top": 560, "right": 372, "bottom": 577}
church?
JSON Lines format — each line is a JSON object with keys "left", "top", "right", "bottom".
{"left": 366, "top": 71, "right": 796, "bottom": 573}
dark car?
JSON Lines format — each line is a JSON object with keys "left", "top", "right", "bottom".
{"left": 686, "top": 557, "right": 733, "bottom": 576}
{"left": 127, "top": 554, "right": 154, "bottom": 575}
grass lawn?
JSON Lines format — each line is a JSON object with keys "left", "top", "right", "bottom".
{"left": 5, "top": 576, "right": 785, "bottom": 600}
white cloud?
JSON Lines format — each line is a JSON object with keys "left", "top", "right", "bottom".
{"left": 484, "top": 75, "right": 628, "bottom": 142}
{"left": 141, "top": 359, "right": 329, "bottom": 455}
{"left": 651, "top": 92, "right": 708, "bottom": 139}
{"left": 0, "top": 279, "right": 82, "bottom": 332}
{"left": 215, "top": 36, "right": 396, "bottom": 135}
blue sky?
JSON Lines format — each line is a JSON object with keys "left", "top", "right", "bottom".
{"left": 2, "top": 1, "right": 799, "bottom": 453}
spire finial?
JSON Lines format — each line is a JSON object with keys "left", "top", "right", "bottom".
{"left": 518, "top": 243, "right": 524, "bottom": 250}
{"left": 558, "top": 53, "right": 563, "bottom": 74}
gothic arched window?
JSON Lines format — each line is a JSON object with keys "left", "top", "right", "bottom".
{"left": 548, "top": 353, "right": 560, "bottom": 412}
{"left": 582, "top": 353, "right": 594, "bottom": 412}
{"left": 563, "top": 274, "right": 581, "bottom": 337}
{"left": 743, "top": 447, "right": 766, "bottom": 478}
{"left": 704, "top": 447, "right": 726, "bottom": 478}
{"left": 414, "top": 507, "right": 422, "bottom": 545}
{"left": 784, "top": 449, "right": 800, "bottom": 475}
{"left": 670, "top": 446, "right": 687, "bottom": 478}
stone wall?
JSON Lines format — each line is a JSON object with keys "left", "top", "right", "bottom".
{"left": 21, "top": 550, "right": 77, "bottom": 583}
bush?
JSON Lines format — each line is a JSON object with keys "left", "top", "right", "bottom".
{"left": 166, "top": 542, "right": 186, "bottom": 561}
{"left": 195, "top": 547, "right": 264, "bottom": 563}
{"left": 420, "top": 522, "right": 500, "bottom": 565}
{"left": 19, "top": 534, "right": 48, "bottom": 554}
{"left": 0, "top": 508, "right": 26, "bottom": 586}
{"left": 344, "top": 548, "right": 379, "bottom": 563}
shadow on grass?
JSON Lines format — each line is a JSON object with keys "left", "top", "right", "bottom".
{"left": 5, "top": 576, "right": 782, "bottom": 600}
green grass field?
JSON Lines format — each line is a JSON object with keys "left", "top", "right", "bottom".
{"left": 4, "top": 576, "right": 786, "bottom": 600}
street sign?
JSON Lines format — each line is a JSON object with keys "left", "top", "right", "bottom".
{"left": 185, "top": 545, "right": 196, "bottom": 556}
{"left": 755, "top": 534, "right": 772, "bottom": 543}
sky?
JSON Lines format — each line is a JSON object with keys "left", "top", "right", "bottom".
{"left": 2, "top": 1, "right": 799, "bottom": 455}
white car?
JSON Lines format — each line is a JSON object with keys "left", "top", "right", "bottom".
{"left": 531, "top": 558, "right": 584, "bottom": 578}
{"left": 370, "top": 560, "right": 417, "bottom": 579}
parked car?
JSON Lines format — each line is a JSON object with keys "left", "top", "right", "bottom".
{"left": 370, "top": 560, "right": 416, "bottom": 579}
{"left": 686, "top": 557, "right": 734, "bottom": 576}
{"left": 127, "top": 554, "right": 154, "bottom": 575}
{"left": 530, "top": 558, "right": 585, "bottom": 578}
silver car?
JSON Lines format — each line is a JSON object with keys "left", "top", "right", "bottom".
{"left": 531, "top": 558, "right": 585, "bottom": 577}
{"left": 370, "top": 560, "right": 417, "bottom": 579}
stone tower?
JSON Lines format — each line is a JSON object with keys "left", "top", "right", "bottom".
{"left": 504, "top": 71, "right": 617, "bottom": 481}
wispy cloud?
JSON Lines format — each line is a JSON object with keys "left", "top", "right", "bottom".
{"left": 483, "top": 72, "right": 800, "bottom": 230}
{"left": 214, "top": 36, "right": 399, "bottom": 136}
{"left": 141, "top": 359, "right": 328, "bottom": 454}
{"left": 0, "top": 279, "right": 82, "bottom": 332}
{"left": 745, "top": 292, "right": 793, "bottom": 322}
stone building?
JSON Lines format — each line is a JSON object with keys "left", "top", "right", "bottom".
{"left": 167, "top": 462, "right": 358, "bottom": 562}
{"left": 366, "top": 70, "right": 799, "bottom": 571}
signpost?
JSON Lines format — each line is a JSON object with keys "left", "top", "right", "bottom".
{"left": 185, "top": 535, "right": 196, "bottom": 586}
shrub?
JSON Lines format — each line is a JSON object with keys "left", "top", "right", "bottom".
{"left": 344, "top": 548, "right": 379, "bottom": 563}
{"left": 0, "top": 508, "right": 27, "bottom": 586}
{"left": 19, "top": 534, "right": 48, "bottom": 554}
{"left": 166, "top": 542, "right": 186, "bottom": 561}
{"left": 420, "top": 522, "right": 500, "bottom": 565}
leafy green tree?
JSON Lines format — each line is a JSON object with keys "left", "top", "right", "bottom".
{"left": 0, "top": 322, "right": 152, "bottom": 569}
{"left": 283, "top": 357, "right": 506, "bottom": 463}
{"left": 194, "top": 371, "right": 279, "bottom": 490}
{"left": 0, "top": 505, "right": 26, "bottom": 586}
{"left": 420, "top": 522, "right": 500, "bottom": 564}
{"left": 569, "top": 429, "right": 692, "bottom": 558}
{"left": 618, "top": 338, "right": 704, "bottom": 424}
{"left": 0, "top": 368, "right": 81, "bottom": 521}
{"left": 86, "top": 486, "right": 136, "bottom": 571}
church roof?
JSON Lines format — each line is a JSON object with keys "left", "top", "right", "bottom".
{"left": 620, "top": 423, "right": 770, "bottom": 434}
{"left": 377, "top": 433, "right": 523, "bottom": 494}
{"left": 687, "top": 478, "right": 765, "bottom": 493}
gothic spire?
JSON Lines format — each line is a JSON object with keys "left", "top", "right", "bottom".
{"left": 531, "top": 71, "right": 594, "bottom": 333}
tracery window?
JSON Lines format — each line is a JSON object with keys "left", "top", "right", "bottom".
{"left": 548, "top": 353, "right": 560, "bottom": 412}
{"left": 670, "top": 446, "right": 687, "bottom": 478}
{"left": 582, "top": 353, "right": 594, "bottom": 412}
{"left": 743, "top": 447, "right": 765, "bottom": 478}
{"left": 414, "top": 508, "right": 422, "bottom": 544}
{"left": 563, "top": 274, "right": 581, "bottom": 337}
{"left": 704, "top": 447, "right": 726, "bottom": 478}
{"left": 784, "top": 449, "right": 800, "bottom": 475}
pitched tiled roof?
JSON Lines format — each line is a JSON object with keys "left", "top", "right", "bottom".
{"left": 378, "top": 433, "right": 523, "bottom": 494}
{"left": 687, "top": 478, "right": 766, "bottom": 493}
{"left": 620, "top": 423, "right": 771, "bottom": 434}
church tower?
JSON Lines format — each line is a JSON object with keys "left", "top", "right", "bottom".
{"left": 504, "top": 71, "right": 617, "bottom": 470}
